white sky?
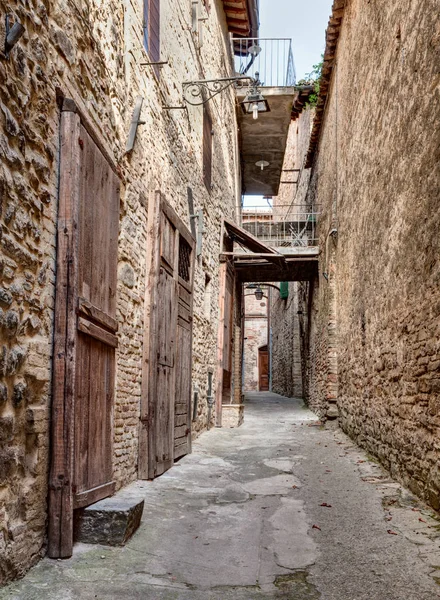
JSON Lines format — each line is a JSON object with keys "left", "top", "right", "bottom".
{"left": 244, "top": 0, "right": 333, "bottom": 206}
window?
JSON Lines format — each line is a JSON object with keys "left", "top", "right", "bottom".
{"left": 203, "top": 107, "right": 213, "bottom": 190}
{"left": 143, "top": 0, "right": 160, "bottom": 64}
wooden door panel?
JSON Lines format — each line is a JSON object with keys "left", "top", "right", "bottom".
{"left": 78, "top": 125, "right": 119, "bottom": 318}
{"left": 174, "top": 321, "right": 192, "bottom": 459}
{"left": 157, "top": 267, "right": 177, "bottom": 367}
{"left": 74, "top": 124, "right": 118, "bottom": 506}
{"left": 154, "top": 364, "right": 174, "bottom": 476}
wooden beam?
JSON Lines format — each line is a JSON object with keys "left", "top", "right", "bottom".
{"left": 139, "top": 191, "right": 162, "bottom": 479}
{"left": 225, "top": 7, "right": 247, "bottom": 14}
{"left": 48, "top": 106, "right": 81, "bottom": 559}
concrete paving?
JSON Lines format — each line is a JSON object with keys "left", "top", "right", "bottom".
{"left": 2, "top": 392, "right": 440, "bottom": 600}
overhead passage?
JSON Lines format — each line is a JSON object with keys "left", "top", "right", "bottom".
{"left": 222, "top": 218, "right": 318, "bottom": 282}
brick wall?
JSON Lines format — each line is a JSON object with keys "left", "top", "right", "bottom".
{"left": 0, "top": 0, "right": 241, "bottom": 582}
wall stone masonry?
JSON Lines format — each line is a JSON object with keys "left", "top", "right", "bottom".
{"left": 0, "top": 0, "right": 241, "bottom": 583}
{"left": 271, "top": 283, "right": 303, "bottom": 399}
{"left": 243, "top": 292, "right": 268, "bottom": 392}
{"left": 300, "top": 0, "right": 440, "bottom": 510}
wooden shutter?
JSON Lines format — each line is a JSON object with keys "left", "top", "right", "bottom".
{"left": 203, "top": 107, "right": 213, "bottom": 190}
{"left": 143, "top": 0, "right": 160, "bottom": 63}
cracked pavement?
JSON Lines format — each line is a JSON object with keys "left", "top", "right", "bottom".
{"left": 2, "top": 392, "right": 440, "bottom": 599}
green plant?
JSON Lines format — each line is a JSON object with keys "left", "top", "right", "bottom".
{"left": 297, "top": 55, "right": 324, "bottom": 108}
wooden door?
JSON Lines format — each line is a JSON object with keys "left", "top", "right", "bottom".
{"left": 74, "top": 124, "right": 119, "bottom": 507}
{"left": 259, "top": 346, "right": 269, "bottom": 391}
{"left": 49, "top": 103, "right": 119, "bottom": 558}
{"left": 140, "top": 194, "right": 195, "bottom": 479}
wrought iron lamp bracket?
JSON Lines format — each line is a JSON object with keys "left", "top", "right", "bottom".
{"left": 182, "top": 75, "right": 258, "bottom": 106}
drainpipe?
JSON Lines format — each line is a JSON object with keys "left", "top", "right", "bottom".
{"left": 206, "top": 371, "right": 214, "bottom": 428}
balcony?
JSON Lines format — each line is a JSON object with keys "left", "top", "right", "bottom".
{"left": 233, "top": 38, "right": 300, "bottom": 196}
{"left": 241, "top": 204, "right": 320, "bottom": 254}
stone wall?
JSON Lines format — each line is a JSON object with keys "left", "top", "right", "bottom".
{"left": 301, "top": 0, "right": 440, "bottom": 509}
{"left": 0, "top": 0, "right": 241, "bottom": 583}
{"left": 243, "top": 292, "right": 268, "bottom": 391}
{"left": 271, "top": 283, "right": 303, "bottom": 399}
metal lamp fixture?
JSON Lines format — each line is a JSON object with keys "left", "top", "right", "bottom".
{"left": 240, "top": 77, "right": 270, "bottom": 120}
{"left": 254, "top": 287, "right": 264, "bottom": 301}
{"left": 255, "top": 160, "right": 269, "bottom": 171}
{"left": 247, "top": 43, "right": 262, "bottom": 57}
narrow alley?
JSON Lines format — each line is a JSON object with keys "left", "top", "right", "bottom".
{"left": 2, "top": 393, "right": 439, "bottom": 600}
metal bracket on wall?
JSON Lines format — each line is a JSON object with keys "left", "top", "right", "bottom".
{"left": 190, "top": 209, "right": 204, "bottom": 257}
{"left": 140, "top": 61, "right": 169, "bottom": 67}
{"left": 2, "top": 14, "right": 25, "bottom": 59}
{"left": 125, "top": 96, "right": 145, "bottom": 153}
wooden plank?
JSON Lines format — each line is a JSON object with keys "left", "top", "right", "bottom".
{"left": 77, "top": 317, "right": 118, "bottom": 348}
{"left": 175, "top": 414, "right": 188, "bottom": 427}
{"left": 174, "top": 424, "right": 189, "bottom": 439}
{"left": 139, "top": 191, "right": 162, "bottom": 479}
{"left": 73, "top": 481, "right": 116, "bottom": 509}
{"left": 48, "top": 108, "right": 81, "bottom": 559}
{"left": 223, "top": 218, "right": 285, "bottom": 261}
{"left": 78, "top": 297, "right": 118, "bottom": 332}
{"left": 160, "top": 198, "right": 196, "bottom": 247}
{"left": 74, "top": 333, "right": 90, "bottom": 496}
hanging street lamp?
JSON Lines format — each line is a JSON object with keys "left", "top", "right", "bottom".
{"left": 240, "top": 87, "right": 270, "bottom": 120}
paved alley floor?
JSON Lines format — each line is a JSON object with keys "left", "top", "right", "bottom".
{"left": 2, "top": 392, "right": 440, "bottom": 600}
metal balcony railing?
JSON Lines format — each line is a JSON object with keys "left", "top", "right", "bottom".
{"left": 232, "top": 38, "right": 296, "bottom": 87}
{"left": 241, "top": 205, "right": 319, "bottom": 249}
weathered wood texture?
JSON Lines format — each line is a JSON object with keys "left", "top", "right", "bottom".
{"left": 49, "top": 105, "right": 119, "bottom": 558}
{"left": 48, "top": 109, "right": 81, "bottom": 559}
{"left": 140, "top": 195, "right": 195, "bottom": 479}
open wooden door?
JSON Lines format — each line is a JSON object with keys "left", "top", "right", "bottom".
{"left": 139, "top": 194, "right": 195, "bottom": 479}
{"left": 49, "top": 102, "right": 120, "bottom": 558}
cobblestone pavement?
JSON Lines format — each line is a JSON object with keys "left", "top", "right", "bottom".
{"left": 2, "top": 392, "right": 440, "bottom": 599}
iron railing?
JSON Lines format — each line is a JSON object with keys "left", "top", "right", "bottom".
{"left": 232, "top": 38, "right": 296, "bottom": 87}
{"left": 241, "top": 205, "right": 319, "bottom": 248}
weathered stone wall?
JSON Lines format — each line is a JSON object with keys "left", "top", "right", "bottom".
{"left": 0, "top": 0, "right": 241, "bottom": 582}
{"left": 243, "top": 292, "right": 268, "bottom": 391}
{"left": 271, "top": 283, "right": 303, "bottom": 399}
{"left": 302, "top": 0, "right": 440, "bottom": 509}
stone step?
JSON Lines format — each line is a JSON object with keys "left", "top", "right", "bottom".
{"left": 74, "top": 492, "right": 144, "bottom": 546}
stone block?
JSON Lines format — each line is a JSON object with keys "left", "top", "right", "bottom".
{"left": 74, "top": 494, "right": 144, "bottom": 546}
{"left": 326, "top": 404, "right": 339, "bottom": 419}
{"left": 222, "top": 404, "right": 244, "bottom": 428}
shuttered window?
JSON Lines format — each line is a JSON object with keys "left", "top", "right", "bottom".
{"left": 203, "top": 107, "right": 213, "bottom": 191}
{"left": 143, "top": 0, "right": 160, "bottom": 64}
